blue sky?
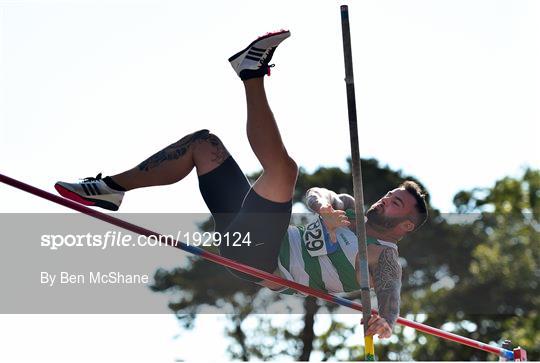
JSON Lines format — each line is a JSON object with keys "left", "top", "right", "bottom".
{"left": 1, "top": 0, "right": 539, "bottom": 361}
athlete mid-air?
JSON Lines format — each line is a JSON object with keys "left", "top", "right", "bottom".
{"left": 54, "top": 30, "right": 428, "bottom": 338}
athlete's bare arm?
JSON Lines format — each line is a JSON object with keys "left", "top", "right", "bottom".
{"left": 372, "top": 247, "right": 402, "bottom": 330}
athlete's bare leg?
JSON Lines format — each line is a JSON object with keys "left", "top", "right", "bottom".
{"left": 111, "top": 77, "right": 297, "bottom": 201}
{"left": 110, "top": 130, "right": 230, "bottom": 191}
{"left": 243, "top": 77, "right": 298, "bottom": 202}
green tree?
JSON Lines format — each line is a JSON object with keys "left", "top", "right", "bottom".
{"left": 406, "top": 168, "right": 539, "bottom": 360}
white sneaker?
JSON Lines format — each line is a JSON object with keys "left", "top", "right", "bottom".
{"left": 228, "top": 29, "right": 290, "bottom": 80}
{"left": 54, "top": 173, "right": 124, "bottom": 211}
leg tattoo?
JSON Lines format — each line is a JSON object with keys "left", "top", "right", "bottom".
{"left": 137, "top": 129, "right": 227, "bottom": 171}
{"left": 204, "top": 134, "right": 229, "bottom": 165}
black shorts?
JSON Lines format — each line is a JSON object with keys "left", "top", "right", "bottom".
{"left": 198, "top": 157, "right": 292, "bottom": 282}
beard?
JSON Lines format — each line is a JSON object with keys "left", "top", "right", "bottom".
{"left": 366, "top": 204, "right": 406, "bottom": 230}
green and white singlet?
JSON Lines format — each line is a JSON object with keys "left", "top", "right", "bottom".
{"left": 277, "top": 216, "right": 396, "bottom": 295}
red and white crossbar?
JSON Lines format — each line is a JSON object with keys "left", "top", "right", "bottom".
{"left": 1, "top": 173, "right": 525, "bottom": 361}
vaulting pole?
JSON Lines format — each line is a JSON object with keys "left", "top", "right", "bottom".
{"left": 339, "top": 5, "right": 375, "bottom": 361}
{"left": 0, "top": 173, "right": 518, "bottom": 360}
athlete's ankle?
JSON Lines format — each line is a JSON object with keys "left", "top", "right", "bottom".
{"left": 243, "top": 77, "right": 265, "bottom": 87}
{"left": 103, "top": 176, "right": 127, "bottom": 192}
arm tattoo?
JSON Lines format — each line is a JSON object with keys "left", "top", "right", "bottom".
{"left": 373, "top": 248, "right": 402, "bottom": 328}
{"left": 138, "top": 129, "right": 228, "bottom": 171}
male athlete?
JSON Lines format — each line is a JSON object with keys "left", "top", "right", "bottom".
{"left": 54, "top": 30, "right": 428, "bottom": 338}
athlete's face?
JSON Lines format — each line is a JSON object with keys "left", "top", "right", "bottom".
{"left": 366, "top": 188, "right": 417, "bottom": 233}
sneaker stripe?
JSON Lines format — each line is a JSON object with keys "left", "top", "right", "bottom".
{"left": 81, "top": 184, "right": 91, "bottom": 195}
{"left": 248, "top": 50, "right": 264, "bottom": 56}
{"left": 251, "top": 46, "right": 266, "bottom": 52}
{"left": 245, "top": 55, "right": 261, "bottom": 61}
{"left": 91, "top": 183, "right": 101, "bottom": 195}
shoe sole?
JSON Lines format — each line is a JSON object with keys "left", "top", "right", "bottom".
{"left": 54, "top": 183, "right": 120, "bottom": 211}
{"left": 228, "top": 29, "right": 290, "bottom": 66}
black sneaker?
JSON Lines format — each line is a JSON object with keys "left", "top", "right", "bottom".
{"left": 228, "top": 29, "right": 290, "bottom": 80}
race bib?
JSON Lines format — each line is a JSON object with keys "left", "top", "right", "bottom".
{"left": 303, "top": 217, "right": 339, "bottom": 257}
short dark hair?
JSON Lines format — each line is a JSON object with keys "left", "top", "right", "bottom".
{"left": 400, "top": 180, "right": 428, "bottom": 231}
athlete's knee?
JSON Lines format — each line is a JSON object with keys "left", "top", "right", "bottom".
{"left": 271, "top": 155, "right": 299, "bottom": 184}
{"left": 180, "top": 129, "right": 211, "bottom": 145}
{"left": 190, "top": 130, "right": 230, "bottom": 165}
{"left": 286, "top": 157, "right": 299, "bottom": 182}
